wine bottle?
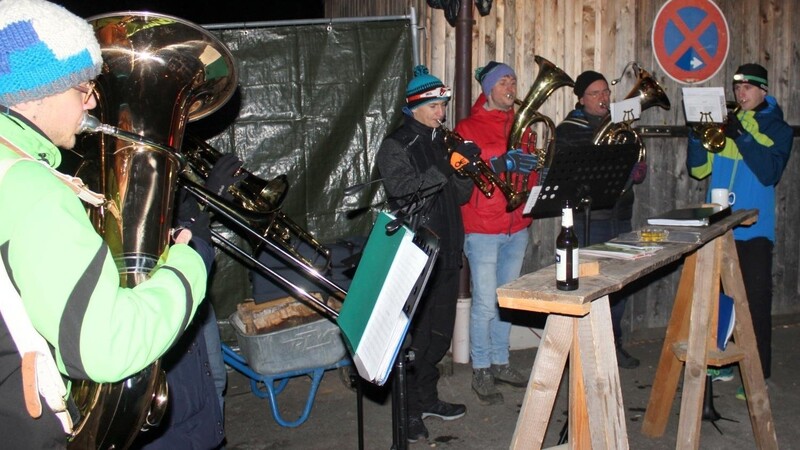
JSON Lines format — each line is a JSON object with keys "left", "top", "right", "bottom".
{"left": 556, "top": 200, "right": 579, "bottom": 290}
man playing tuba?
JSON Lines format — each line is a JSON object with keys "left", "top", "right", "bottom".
{"left": 0, "top": 1, "right": 208, "bottom": 447}
{"left": 455, "top": 61, "right": 537, "bottom": 406}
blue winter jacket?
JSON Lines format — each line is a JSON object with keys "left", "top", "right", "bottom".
{"left": 687, "top": 96, "right": 793, "bottom": 242}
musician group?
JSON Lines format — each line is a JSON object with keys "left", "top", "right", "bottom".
{"left": 0, "top": 0, "right": 794, "bottom": 448}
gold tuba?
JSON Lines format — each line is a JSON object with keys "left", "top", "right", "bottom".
{"left": 506, "top": 55, "right": 575, "bottom": 211}
{"left": 593, "top": 62, "right": 671, "bottom": 162}
{"left": 68, "top": 12, "right": 238, "bottom": 449}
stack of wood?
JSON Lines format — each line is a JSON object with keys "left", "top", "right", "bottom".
{"left": 236, "top": 294, "right": 342, "bottom": 335}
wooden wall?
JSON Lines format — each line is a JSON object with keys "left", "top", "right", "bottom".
{"left": 326, "top": 0, "right": 800, "bottom": 334}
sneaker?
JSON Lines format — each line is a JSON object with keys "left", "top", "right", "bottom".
{"left": 422, "top": 400, "right": 466, "bottom": 421}
{"left": 490, "top": 364, "right": 527, "bottom": 388}
{"left": 616, "top": 346, "right": 640, "bottom": 369}
{"left": 407, "top": 416, "right": 429, "bottom": 443}
{"left": 472, "top": 368, "right": 503, "bottom": 405}
{"left": 735, "top": 385, "right": 746, "bottom": 401}
{"left": 708, "top": 366, "right": 735, "bottom": 382}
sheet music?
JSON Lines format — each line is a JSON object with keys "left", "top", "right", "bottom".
{"left": 682, "top": 87, "right": 726, "bottom": 122}
{"left": 523, "top": 185, "right": 542, "bottom": 215}
{"left": 354, "top": 231, "right": 428, "bottom": 383}
{"left": 610, "top": 98, "right": 641, "bottom": 123}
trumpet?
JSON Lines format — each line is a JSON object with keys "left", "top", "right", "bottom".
{"left": 440, "top": 123, "right": 524, "bottom": 206}
{"left": 692, "top": 101, "right": 741, "bottom": 153}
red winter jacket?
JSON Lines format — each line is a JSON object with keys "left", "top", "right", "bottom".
{"left": 454, "top": 94, "right": 534, "bottom": 235}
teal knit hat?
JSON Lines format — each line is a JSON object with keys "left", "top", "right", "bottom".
{"left": 0, "top": 0, "right": 102, "bottom": 106}
{"left": 406, "top": 65, "right": 451, "bottom": 110}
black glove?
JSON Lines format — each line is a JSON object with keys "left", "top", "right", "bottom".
{"left": 450, "top": 141, "right": 482, "bottom": 174}
{"left": 174, "top": 191, "right": 212, "bottom": 243}
{"left": 724, "top": 111, "right": 745, "bottom": 139}
{"left": 206, "top": 153, "right": 246, "bottom": 200}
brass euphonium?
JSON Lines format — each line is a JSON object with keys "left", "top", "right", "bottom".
{"left": 693, "top": 101, "right": 741, "bottom": 153}
{"left": 506, "top": 55, "right": 575, "bottom": 211}
{"left": 69, "top": 12, "right": 238, "bottom": 450}
{"left": 593, "top": 62, "right": 671, "bottom": 162}
{"left": 441, "top": 123, "right": 522, "bottom": 205}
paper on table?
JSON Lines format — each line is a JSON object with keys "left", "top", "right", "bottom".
{"left": 682, "top": 87, "right": 726, "bottom": 123}
{"left": 523, "top": 185, "right": 541, "bottom": 215}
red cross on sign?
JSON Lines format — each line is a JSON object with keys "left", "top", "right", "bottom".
{"left": 652, "top": 0, "right": 729, "bottom": 84}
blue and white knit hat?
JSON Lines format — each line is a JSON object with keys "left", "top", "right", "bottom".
{"left": 406, "top": 65, "right": 451, "bottom": 110}
{"left": 0, "top": 0, "right": 102, "bottom": 106}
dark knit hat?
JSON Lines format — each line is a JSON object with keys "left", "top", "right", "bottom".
{"left": 474, "top": 61, "right": 516, "bottom": 96}
{"left": 733, "top": 63, "right": 768, "bottom": 91}
{"left": 573, "top": 70, "right": 607, "bottom": 98}
{"left": 406, "top": 65, "right": 451, "bottom": 110}
{"left": 0, "top": 0, "right": 102, "bottom": 106}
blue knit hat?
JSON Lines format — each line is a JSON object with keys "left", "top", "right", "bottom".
{"left": 475, "top": 61, "right": 516, "bottom": 96}
{"left": 406, "top": 65, "right": 451, "bottom": 110}
{"left": 0, "top": 0, "right": 102, "bottom": 106}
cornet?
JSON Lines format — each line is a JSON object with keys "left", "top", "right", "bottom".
{"left": 691, "top": 101, "right": 741, "bottom": 153}
{"left": 440, "top": 123, "right": 524, "bottom": 206}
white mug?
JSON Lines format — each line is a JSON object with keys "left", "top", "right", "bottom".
{"left": 711, "top": 188, "right": 736, "bottom": 208}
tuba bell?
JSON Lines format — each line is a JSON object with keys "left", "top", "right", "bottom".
{"left": 506, "top": 55, "right": 575, "bottom": 211}
{"left": 593, "top": 62, "right": 671, "bottom": 162}
{"left": 68, "top": 12, "right": 238, "bottom": 449}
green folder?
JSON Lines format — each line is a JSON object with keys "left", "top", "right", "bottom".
{"left": 337, "top": 212, "right": 438, "bottom": 385}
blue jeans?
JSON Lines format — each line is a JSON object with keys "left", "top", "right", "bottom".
{"left": 465, "top": 230, "right": 528, "bottom": 369}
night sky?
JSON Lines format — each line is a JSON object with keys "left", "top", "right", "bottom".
{"left": 56, "top": 1, "right": 325, "bottom": 25}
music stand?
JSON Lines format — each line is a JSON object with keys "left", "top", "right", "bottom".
{"left": 529, "top": 143, "right": 639, "bottom": 244}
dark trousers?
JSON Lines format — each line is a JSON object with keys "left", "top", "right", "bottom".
{"left": 574, "top": 213, "right": 632, "bottom": 343}
{"left": 736, "top": 238, "right": 773, "bottom": 379}
{"left": 406, "top": 265, "right": 460, "bottom": 418}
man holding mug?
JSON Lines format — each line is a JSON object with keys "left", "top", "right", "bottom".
{"left": 686, "top": 63, "right": 792, "bottom": 397}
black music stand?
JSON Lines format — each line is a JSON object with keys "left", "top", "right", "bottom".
{"left": 529, "top": 143, "right": 639, "bottom": 244}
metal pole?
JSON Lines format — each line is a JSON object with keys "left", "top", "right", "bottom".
{"left": 454, "top": 0, "right": 473, "bottom": 122}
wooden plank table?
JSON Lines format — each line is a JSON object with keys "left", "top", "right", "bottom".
{"left": 497, "top": 209, "right": 777, "bottom": 449}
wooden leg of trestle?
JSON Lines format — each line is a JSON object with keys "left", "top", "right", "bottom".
{"left": 510, "top": 315, "right": 573, "bottom": 449}
{"left": 719, "top": 232, "right": 777, "bottom": 449}
{"left": 577, "top": 295, "right": 628, "bottom": 450}
{"left": 642, "top": 251, "right": 697, "bottom": 437}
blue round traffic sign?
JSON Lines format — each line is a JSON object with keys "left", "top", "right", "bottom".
{"left": 652, "top": 0, "right": 729, "bottom": 84}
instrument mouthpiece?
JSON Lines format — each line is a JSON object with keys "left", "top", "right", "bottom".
{"left": 78, "top": 113, "right": 103, "bottom": 134}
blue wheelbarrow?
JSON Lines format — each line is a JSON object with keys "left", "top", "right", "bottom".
{"left": 224, "top": 314, "right": 352, "bottom": 428}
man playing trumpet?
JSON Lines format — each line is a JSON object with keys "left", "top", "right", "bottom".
{"left": 686, "top": 63, "right": 792, "bottom": 397}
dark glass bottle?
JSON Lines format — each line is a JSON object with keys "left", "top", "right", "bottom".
{"left": 556, "top": 200, "right": 579, "bottom": 291}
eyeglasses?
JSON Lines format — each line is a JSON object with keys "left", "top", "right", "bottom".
{"left": 72, "top": 81, "right": 97, "bottom": 104}
{"left": 584, "top": 88, "right": 611, "bottom": 98}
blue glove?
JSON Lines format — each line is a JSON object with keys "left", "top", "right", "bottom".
{"left": 489, "top": 149, "right": 537, "bottom": 174}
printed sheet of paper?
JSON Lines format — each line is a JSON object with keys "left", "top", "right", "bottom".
{"left": 682, "top": 87, "right": 726, "bottom": 122}
{"left": 610, "top": 98, "right": 641, "bottom": 123}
